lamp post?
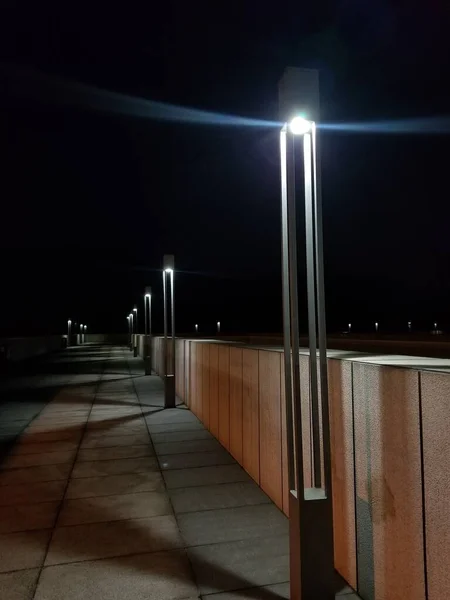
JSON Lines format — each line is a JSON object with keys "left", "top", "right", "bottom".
{"left": 375, "top": 321, "right": 379, "bottom": 333}
{"left": 129, "top": 313, "right": 134, "bottom": 351}
{"left": 163, "top": 254, "right": 176, "bottom": 408}
{"left": 67, "top": 319, "right": 72, "bottom": 347}
{"left": 144, "top": 287, "right": 152, "bottom": 375}
{"left": 195, "top": 323, "right": 198, "bottom": 334}
{"left": 127, "top": 315, "right": 131, "bottom": 348}
{"left": 133, "top": 307, "right": 138, "bottom": 357}
{"left": 348, "top": 323, "right": 352, "bottom": 333}
{"left": 279, "top": 68, "right": 334, "bottom": 600}
{"left": 84, "top": 325, "right": 87, "bottom": 343}
{"left": 216, "top": 321, "right": 221, "bottom": 335}
{"left": 79, "top": 324, "right": 83, "bottom": 345}
{"left": 408, "top": 321, "right": 412, "bottom": 332}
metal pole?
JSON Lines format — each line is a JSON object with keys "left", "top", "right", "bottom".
{"left": 304, "top": 131, "right": 322, "bottom": 489}
{"left": 67, "top": 320, "right": 71, "bottom": 347}
{"left": 280, "top": 121, "right": 334, "bottom": 600}
{"left": 133, "top": 308, "right": 138, "bottom": 357}
{"left": 144, "top": 288, "right": 152, "bottom": 375}
{"left": 171, "top": 270, "right": 175, "bottom": 378}
{"left": 280, "top": 127, "right": 296, "bottom": 492}
{"left": 163, "top": 272, "right": 168, "bottom": 377}
{"left": 163, "top": 255, "right": 175, "bottom": 408}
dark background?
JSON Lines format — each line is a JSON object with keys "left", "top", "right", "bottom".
{"left": 1, "top": 1, "right": 450, "bottom": 336}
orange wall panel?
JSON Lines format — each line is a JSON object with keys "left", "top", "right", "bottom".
{"left": 218, "top": 345, "right": 230, "bottom": 450}
{"left": 209, "top": 344, "right": 219, "bottom": 438}
{"left": 328, "top": 358, "right": 357, "bottom": 590}
{"left": 229, "top": 346, "right": 243, "bottom": 462}
{"left": 280, "top": 355, "right": 290, "bottom": 517}
{"left": 420, "top": 371, "right": 450, "bottom": 600}
{"left": 189, "top": 342, "right": 198, "bottom": 417}
{"left": 242, "top": 348, "right": 260, "bottom": 483}
{"left": 259, "top": 350, "right": 283, "bottom": 510}
{"left": 353, "top": 363, "right": 425, "bottom": 600}
{"left": 202, "top": 344, "right": 210, "bottom": 429}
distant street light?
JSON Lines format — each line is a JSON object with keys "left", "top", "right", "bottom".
{"left": 348, "top": 323, "right": 352, "bottom": 333}
{"left": 217, "top": 321, "right": 221, "bottom": 334}
{"left": 144, "top": 287, "right": 152, "bottom": 375}
{"left": 129, "top": 313, "right": 134, "bottom": 351}
{"left": 408, "top": 321, "right": 412, "bottom": 332}
{"left": 195, "top": 323, "right": 199, "bottom": 333}
{"left": 84, "top": 324, "right": 87, "bottom": 344}
{"left": 127, "top": 315, "right": 132, "bottom": 348}
{"left": 133, "top": 307, "right": 138, "bottom": 357}
{"left": 375, "top": 322, "right": 379, "bottom": 333}
{"left": 163, "top": 254, "right": 176, "bottom": 408}
{"left": 67, "top": 319, "right": 72, "bottom": 347}
{"left": 80, "top": 324, "right": 83, "bottom": 345}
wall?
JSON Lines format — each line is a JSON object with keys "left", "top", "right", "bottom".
{"left": 147, "top": 336, "right": 448, "bottom": 600}
{"left": 0, "top": 336, "right": 65, "bottom": 363}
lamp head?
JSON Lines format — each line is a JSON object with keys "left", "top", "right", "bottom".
{"left": 289, "top": 116, "right": 312, "bottom": 135}
{"left": 164, "top": 268, "right": 173, "bottom": 274}
{"left": 133, "top": 307, "right": 137, "bottom": 312}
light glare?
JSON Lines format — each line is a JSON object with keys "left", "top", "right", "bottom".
{"left": 289, "top": 116, "right": 312, "bottom": 135}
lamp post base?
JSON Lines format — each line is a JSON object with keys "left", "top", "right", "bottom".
{"left": 164, "top": 375, "right": 176, "bottom": 409}
{"left": 289, "top": 490, "right": 334, "bottom": 600}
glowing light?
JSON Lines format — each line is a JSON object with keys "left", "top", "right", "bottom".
{"left": 145, "top": 293, "right": 151, "bottom": 298}
{"left": 289, "top": 116, "right": 312, "bottom": 135}
{"left": 133, "top": 307, "right": 137, "bottom": 312}
{"left": 164, "top": 268, "right": 173, "bottom": 274}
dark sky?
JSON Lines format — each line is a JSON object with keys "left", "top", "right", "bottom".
{"left": 1, "top": 1, "right": 450, "bottom": 336}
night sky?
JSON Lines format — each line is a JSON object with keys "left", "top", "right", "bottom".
{"left": 1, "top": 1, "right": 450, "bottom": 337}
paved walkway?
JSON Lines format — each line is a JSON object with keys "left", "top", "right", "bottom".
{"left": 0, "top": 345, "right": 358, "bottom": 600}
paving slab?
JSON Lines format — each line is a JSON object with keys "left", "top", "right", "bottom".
{"left": 0, "top": 479, "right": 67, "bottom": 506}
{"left": 46, "top": 514, "right": 184, "bottom": 565}
{"left": 0, "top": 501, "right": 59, "bottom": 533}
{"left": 169, "top": 481, "right": 272, "bottom": 514}
{"left": 58, "top": 491, "right": 172, "bottom": 526}
{"left": 0, "top": 530, "right": 51, "bottom": 572}
{"left": 178, "top": 504, "right": 288, "bottom": 547}
{"left": 0, "top": 463, "right": 72, "bottom": 486}
{"left": 154, "top": 439, "right": 223, "bottom": 455}
{"left": 0, "top": 568, "right": 40, "bottom": 600}
{"left": 35, "top": 550, "right": 198, "bottom": 600}
{"left": 163, "top": 464, "right": 251, "bottom": 489}
{"left": 188, "top": 534, "right": 289, "bottom": 595}
{"left": 76, "top": 445, "right": 153, "bottom": 462}
{"left": 65, "top": 471, "right": 164, "bottom": 499}
{"left": 71, "top": 456, "right": 159, "bottom": 478}
{"left": 1, "top": 450, "right": 76, "bottom": 469}
{"left": 159, "top": 450, "right": 235, "bottom": 470}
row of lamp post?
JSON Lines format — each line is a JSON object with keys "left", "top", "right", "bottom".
{"left": 67, "top": 320, "right": 87, "bottom": 347}
{"left": 126, "top": 254, "right": 176, "bottom": 408}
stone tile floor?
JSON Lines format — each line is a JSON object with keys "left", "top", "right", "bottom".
{"left": 0, "top": 345, "right": 360, "bottom": 599}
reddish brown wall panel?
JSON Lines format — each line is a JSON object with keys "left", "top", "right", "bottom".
{"left": 259, "top": 350, "right": 283, "bottom": 510}
{"left": 218, "top": 345, "right": 230, "bottom": 450}
{"left": 202, "top": 344, "right": 210, "bottom": 429}
{"left": 209, "top": 344, "right": 219, "bottom": 438}
{"left": 353, "top": 363, "right": 425, "bottom": 600}
{"left": 242, "top": 349, "right": 260, "bottom": 483}
{"left": 420, "top": 371, "right": 450, "bottom": 600}
{"left": 328, "top": 358, "right": 357, "bottom": 590}
{"left": 280, "top": 355, "right": 290, "bottom": 517}
{"left": 229, "top": 347, "right": 243, "bottom": 462}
